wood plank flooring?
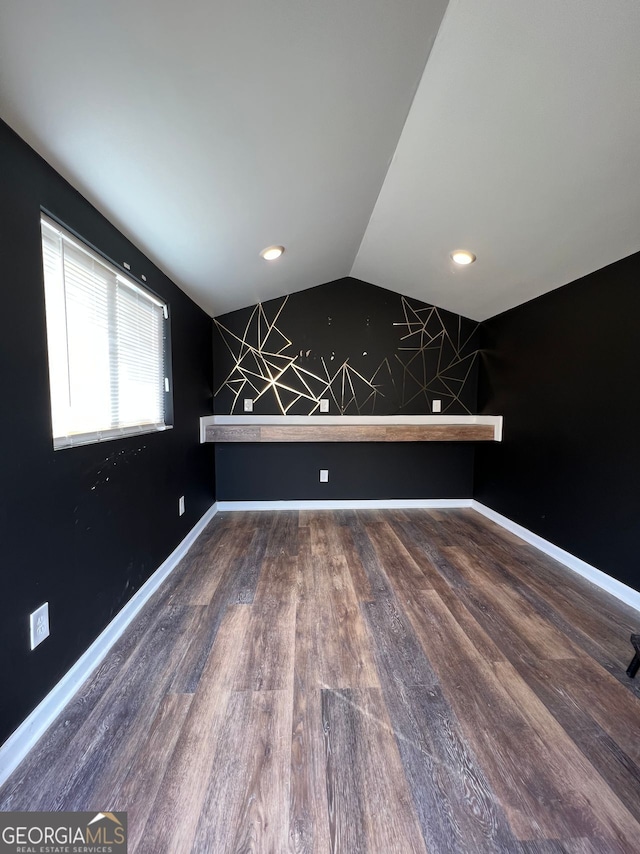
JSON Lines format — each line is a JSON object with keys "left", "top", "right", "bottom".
{"left": 1, "top": 509, "right": 639, "bottom": 853}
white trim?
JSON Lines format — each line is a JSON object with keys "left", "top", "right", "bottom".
{"left": 55, "top": 422, "right": 172, "bottom": 451}
{"left": 200, "top": 414, "right": 503, "bottom": 442}
{"left": 217, "top": 498, "right": 473, "bottom": 511}
{"left": 471, "top": 501, "right": 640, "bottom": 614}
{"left": 0, "top": 501, "right": 219, "bottom": 787}
{"left": 208, "top": 414, "right": 499, "bottom": 425}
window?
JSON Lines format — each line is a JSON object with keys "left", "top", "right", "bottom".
{"left": 40, "top": 214, "right": 172, "bottom": 449}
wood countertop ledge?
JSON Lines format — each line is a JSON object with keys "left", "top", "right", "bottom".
{"left": 203, "top": 423, "right": 496, "bottom": 443}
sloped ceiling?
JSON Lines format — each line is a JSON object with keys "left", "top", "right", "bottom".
{"left": 1, "top": 0, "right": 639, "bottom": 320}
{"left": 353, "top": 0, "right": 640, "bottom": 320}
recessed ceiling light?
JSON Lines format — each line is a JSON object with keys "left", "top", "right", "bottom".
{"left": 450, "top": 249, "right": 476, "bottom": 265}
{"left": 260, "top": 245, "right": 285, "bottom": 261}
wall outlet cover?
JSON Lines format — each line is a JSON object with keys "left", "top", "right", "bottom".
{"left": 319, "top": 399, "right": 329, "bottom": 412}
{"left": 30, "top": 603, "right": 50, "bottom": 650}
{"left": 432, "top": 399, "right": 442, "bottom": 413}
{"left": 319, "top": 469, "right": 329, "bottom": 483}
{"left": 243, "top": 399, "right": 253, "bottom": 412}
{"left": 178, "top": 495, "right": 185, "bottom": 516}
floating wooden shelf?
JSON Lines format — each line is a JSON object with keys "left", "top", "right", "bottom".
{"left": 204, "top": 423, "right": 495, "bottom": 443}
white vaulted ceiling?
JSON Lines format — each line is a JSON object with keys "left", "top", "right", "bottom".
{"left": 352, "top": 0, "right": 640, "bottom": 320}
{"left": 1, "top": 0, "right": 639, "bottom": 320}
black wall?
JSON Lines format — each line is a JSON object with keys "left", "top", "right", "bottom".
{"left": 216, "top": 443, "right": 474, "bottom": 501}
{"left": 0, "top": 121, "right": 215, "bottom": 748}
{"left": 213, "top": 278, "right": 480, "bottom": 500}
{"left": 475, "top": 252, "right": 640, "bottom": 593}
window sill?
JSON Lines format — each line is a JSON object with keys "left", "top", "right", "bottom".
{"left": 53, "top": 423, "right": 172, "bottom": 450}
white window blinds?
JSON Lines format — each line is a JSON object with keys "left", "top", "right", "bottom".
{"left": 40, "top": 215, "right": 169, "bottom": 449}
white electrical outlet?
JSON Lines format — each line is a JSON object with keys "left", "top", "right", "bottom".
{"left": 243, "top": 399, "right": 253, "bottom": 412}
{"left": 319, "top": 469, "right": 329, "bottom": 483}
{"left": 319, "top": 399, "right": 329, "bottom": 413}
{"left": 178, "top": 495, "right": 185, "bottom": 516}
{"left": 30, "top": 603, "right": 50, "bottom": 650}
{"left": 432, "top": 399, "right": 442, "bottom": 413}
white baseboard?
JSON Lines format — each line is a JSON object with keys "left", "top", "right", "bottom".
{"left": 0, "top": 501, "right": 219, "bottom": 788}
{"left": 471, "top": 501, "right": 640, "bottom": 614}
{"left": 216, "top": 498, "right": 474, "bottom": 511}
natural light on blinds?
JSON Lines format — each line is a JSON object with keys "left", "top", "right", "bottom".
{"left": 40, "top": 215, "right": 169, "bottom": 449}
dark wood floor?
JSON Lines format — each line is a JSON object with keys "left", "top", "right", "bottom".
{"left": 1, "top": 509, "right": 639, "bottom": 853}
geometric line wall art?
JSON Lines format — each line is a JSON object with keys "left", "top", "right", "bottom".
{"left": 213, "top": 280, "right": 480, "bottom": 416}
{"left": 214, "top": 296, "right": 393, "bottom": 415}
{"left": 394, "top": 296, "right": 480, "bottom": 414}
